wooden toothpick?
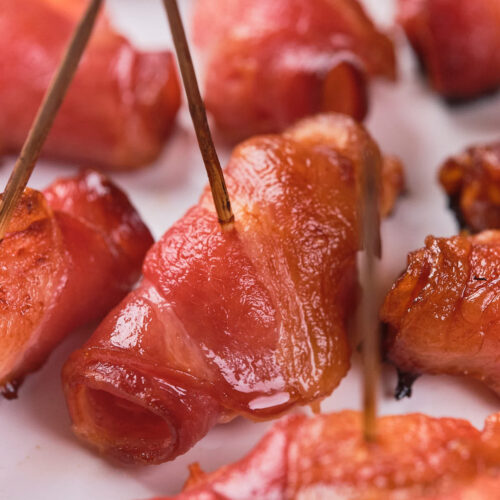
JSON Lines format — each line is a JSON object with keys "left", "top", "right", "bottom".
{"left": 0, "top": 0, "right": 103, "bottom": 241}
{"left": 162, "top": 0, "right": 234, "bottom": 229}
{"left": 360, "top": 154, "right": 382, "bottom": 443}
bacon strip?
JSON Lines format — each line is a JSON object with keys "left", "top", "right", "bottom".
{"left": 439, "top": 141, "right": 500, "bottom": 232}
{"left": 398, "top": 0, "right": 500, "bottom": 99}
{"left": 381, "top": 231, "right": 500, "bottom": 398}
{"left": 192, "top": 0, "right": 396, "bottom": 140}
{"left": 153, "top": 411, "right": 500, "bottom": 499}
{"left": 62, "top": 114, "right": 404, "bottom": 464}
{"left": 0, "top": 0, "right": 181, "bottom": 170}
{"left": 0, "top": 170, "right": 153, "bottom": 399}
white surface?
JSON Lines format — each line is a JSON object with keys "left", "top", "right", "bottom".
{"left": 1, "top": 1, "right": 500, "bottom": 499}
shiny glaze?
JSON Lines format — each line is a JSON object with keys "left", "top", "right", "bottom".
{"left": 155, "top": 411, "right": 500, "bottom": 499}
{"left": 398, "top": 0, "right": 500, "bottom": 99}
{"left": 0, "top": 0, "right": 180, "bottom": 170}
{"left": 382, "top": 231, "right": 500, "bottom": 396}
{"left": 440, "top": 142, "right": 500, "bottom": 232}
{"left": 63, "top": 114, "right": 404, "bottom": 465}
{"left": 193, "top": 0, "right": 396, "bottom": 140}
{"left": 0, "top": 170, "right": 153, "bottom": 397}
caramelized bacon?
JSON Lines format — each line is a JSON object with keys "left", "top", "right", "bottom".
{"left": 398, "top": 0, "right": 500, "bottom": 99}
{"left": 62, "top": 114, "right": 404, "bottom": 464}
{"left": 0, "top": 170, "right": 153, "bottom": 398}
{"left": 153, "top": 411, "right": 500, "bottom": 499}
{"left": 0, "top": 0, "right": 181, "bottom": 170}
{"left": 439, "top": 141, "right": 500, "bottom": 232}
{"left": 381, "top": 231, "right": 500, "bottom": 398}
{"left": 192, "top": 0, "right": 396, "bottom": 140}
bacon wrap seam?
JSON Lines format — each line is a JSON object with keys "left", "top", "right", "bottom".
{"left": 0, "top": 0, "right": 181, "bottom": 170}
{"left": 156, "top": 411, "right": 500, "bottom": 500}
{"left": 381, "top": 230, "right": 500, "bottom": 397}
{"left": 0, "top": 169, "right": 153, "bottom": 398}
{"left": 193, "top": 0, "right": 396, "bottom": 140}
{"left": 398, "top": 0, "right": 500, "bottom": 99}
{"left": 63, "top": 113, "right": 404, "bottom": 465}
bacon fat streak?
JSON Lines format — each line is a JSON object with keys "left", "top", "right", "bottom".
{"left": 62, "top": 114, "right": 403, "bottom": 465}
{"left": 382, "top": 231, "right": 500, "bottom": 397}
{"left": 155, "top": 411, "right": 500, "bottom": 500}
{"left": 0, "top": 170, "right": 153, "bottom": 398}
{"left": 0, "top": 0, "right": 181, "bottom": 170}
{"left": 193, "top": 0, "right": 396, "bottom": 140}
{"left": 398, "top": 0, "right": 500, "bottom": 99}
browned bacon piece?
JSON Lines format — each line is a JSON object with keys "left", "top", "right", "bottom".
{"left": 439, "top": 141, "right": 500, "bottom": 232}
{"left": 381, "top": 231, "right": 500, "bottom": 399}
{"left": 192, "top": 0, "right": 396, "bottom": 140}
{"left": 0, "top": 0, "right": 181, "bottom": 170}
{"left": 62, "top": 114, "right": 404, "bottom": 465}
{"left": 153, "top": 411, "right": 500, "bottom": 499}
{"left": 0, "top": 170, "right": 153, "bottom": 399}
{"left": 398, "top": 0, "right": 500, "bottom": 99}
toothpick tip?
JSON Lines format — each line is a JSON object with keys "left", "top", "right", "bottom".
{"left": 219, "top": 215, "right": 235, "bottom": 232}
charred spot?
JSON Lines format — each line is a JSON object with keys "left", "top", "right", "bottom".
{"left": 446, "top": 193, "right": 469, "bottom": 232}
{"left": 26, "top": 198, "right": 34, "bottom": 214}
{"left": 380, "top": 323, "right": 420, "bottom": 400}
{"left": 1, "top": 377, "right": 24, "bottom": 400}
{"left": 35, "top": 256, "right": 48, "bottom": 265}
{"left": 474, "top": 276, "right": 487, "bottom": 281}
{"left": 395, "top": 370, "right": 420, "bottom": 400}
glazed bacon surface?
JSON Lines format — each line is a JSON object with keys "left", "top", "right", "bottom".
{"left": 193, "top": 0, "right": 396, "bottom": 140}
{"left": 62, "top": 114, "right": 403, "bottom": 465}
{"left": 0, "top": 0, "right": 181, "bottom": 170}
{"left": 155, "top": 411, "right": 500, "bottom": 500}
{"left": 398, "top": 0, "right": 500, "bottom": 99}
{"left": 439, "top": 141, "right": 500, "bottom": 232}
{"left": 0, "top": 170, "right": 153, "bottom": 399}
{"left": 381, "top": 231, "right": 500, "bottom": 398}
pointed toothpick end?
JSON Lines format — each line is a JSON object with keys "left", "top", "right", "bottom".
{"left": 219, "top": 215, "right": 235, "bottom": 232}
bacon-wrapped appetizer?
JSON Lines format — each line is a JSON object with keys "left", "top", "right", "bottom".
{"left": 0, "top": 170, "right": 153, "bottom": 399}
{"left": 0, "top": 0, "right": 181, "bottom": 170}
{"left": 398, "top": 0, "right": 500, "bottom": 99}
{"left": 62, "top": 114, "right": 404, "bottom": 465}
{"left": 440, "top": 141, "right": 500, "bottom": 232}
{"left": 192, "top": 0, "right": 396, "bottom": 141}
{"left": 381, "top": 231, "right": 500, "bottom": 399}
{"left": 154, "top": 410, "right": 500, "bottom": 499}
